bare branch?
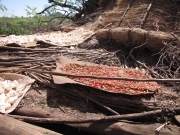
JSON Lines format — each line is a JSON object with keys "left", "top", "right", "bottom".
{"left": 37, "top": 4, "right": 56, "bottom": 14}
{"left": 64, "top": 0, "right": 67, "bottom": 5}
{"left": 8, "top": 109, "right": 164, "bottom": 123}
{"left": 41, "top": 11, "right": 73, "bottom": 25}
{"left": 127, "top": 43, "right": 164, "bottom": 79}
{"left": 48, "top": 0, "right": 81, "bottom": 12}
{"left": 42, "top": 14, "right": 73, "bottom": 23}
{"left": 58, "top": 12, "right": 73, "bottom": 24}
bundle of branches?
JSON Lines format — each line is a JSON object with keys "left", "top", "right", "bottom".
{"left": 63, "top": 48, "right": 121, "bottom": 66}
{"left": 0, "top": 46, "right": 59, "bottom": 70}
{"left": 0, "top": 46, "right": 121, "bottom": 68}
{"left": 153, "top": 42, "right": 180, "bottom": 80}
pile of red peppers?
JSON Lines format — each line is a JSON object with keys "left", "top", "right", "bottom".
{"left": 61, "top": 63, "right": 161, "bottom": 95}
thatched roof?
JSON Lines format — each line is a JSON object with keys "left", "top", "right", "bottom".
{"left": 94, "top": 0, "right": 180, "bottom": 51}
{"left": 98, "top": 0, "right": 179, "bottom": 32}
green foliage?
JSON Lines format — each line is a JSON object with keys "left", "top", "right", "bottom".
{"left": 0, "top": 15, "right": 70, "bottom": 35}
{"left": 0, "top": 1, "right": 80, "bottom": 35}
{"left": 0, "top": 17, "right": 34, "bottom": 35}
{"left": 0, "top": 0, "right": 7, "bottom": 12}
{"left": 25, "top": 5, "right": 37, "bottom": 16}
{"left": 45, "top": 0, "right": 88, "bottom": 19}
{"left": 25, "top": 5, "right": 47, "bottom": 26}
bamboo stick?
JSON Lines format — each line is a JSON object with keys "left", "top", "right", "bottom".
{"left": 0, "top": 67, "right": 180, "bottom": 82}
{"left": 118, "top": 0, "right": 133, "bottom": 26}
{"left": 140, "top": 0, "right": 154, "bottom": 28}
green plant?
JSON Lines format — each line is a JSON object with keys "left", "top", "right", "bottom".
{"left": 0, "top": 2, "right": 73, "bottom": 35}
{"left": 0, "top": 0, "right": 7, "bottom": 12}
{"left": 25, "top": 5, "right": 48, "bottom": 27}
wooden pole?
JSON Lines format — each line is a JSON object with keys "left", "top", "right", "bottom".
{"left": 9, "top": 109, "right": 163, "bottom": 123}
{"left": 1, "top": 67, "right": 180, "bottom": 82}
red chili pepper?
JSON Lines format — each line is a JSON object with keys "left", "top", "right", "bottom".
{"left": 60, "top": 64, "right": 162, "bottom": 94}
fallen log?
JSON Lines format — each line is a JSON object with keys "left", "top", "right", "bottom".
{"left": 95, "top": 28, "right": 175, "bottom": 51}
{"left": 0, "top": 114, "right": 62, "bottom": 135}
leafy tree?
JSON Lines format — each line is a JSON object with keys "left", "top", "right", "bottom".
{"left": 37, "top": 0, "right": 101, "bottom": 21}
{"left": 0, "top": 14, "right": 67, "bottom": 35}
{"left": 25, "top": 5, "right": 48, "bottom": 28}
{"left": 0, "top": 16, "right": 32, "bottom": 35}
{"left": 25, "top": 5, "right": 38, "bottom": 17}
{"left": 0, "top": 0, "right": 103, "bottom": 35}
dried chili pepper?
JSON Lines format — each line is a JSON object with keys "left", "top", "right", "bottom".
{"left": 60, "top": 64, "right": 161, "bottom": 95}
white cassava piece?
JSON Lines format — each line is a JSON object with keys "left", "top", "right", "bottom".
{"left": 0, "top": 73, "right": 34, "bottom": 113}
{"left": 0, "top": 28, "right": 94, "bottom": 47}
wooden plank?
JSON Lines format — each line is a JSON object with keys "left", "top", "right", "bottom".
{"left": 174, "top": 115, "right": 180, "bottom": 125}
{"left": 0, "top": 114, "right": 62, "bottom": 135}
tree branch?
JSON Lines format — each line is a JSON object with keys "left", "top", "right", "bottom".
{"left": 58, "top": 12, "right": 73, "bottom": 24}
{"left": 42, "top": 15, "right": 72, "bottom": 23}
{"left": 8, "top": 109, "right": 164, "bottom": 123}
{"left": 37, "top": 4, "right": 56, "bottom": 14}
{"left": 48, "top": 0, "right": 81, "bottom": 12}
{"left": 41, "top": 12, "right": 73, "bottom": 24}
